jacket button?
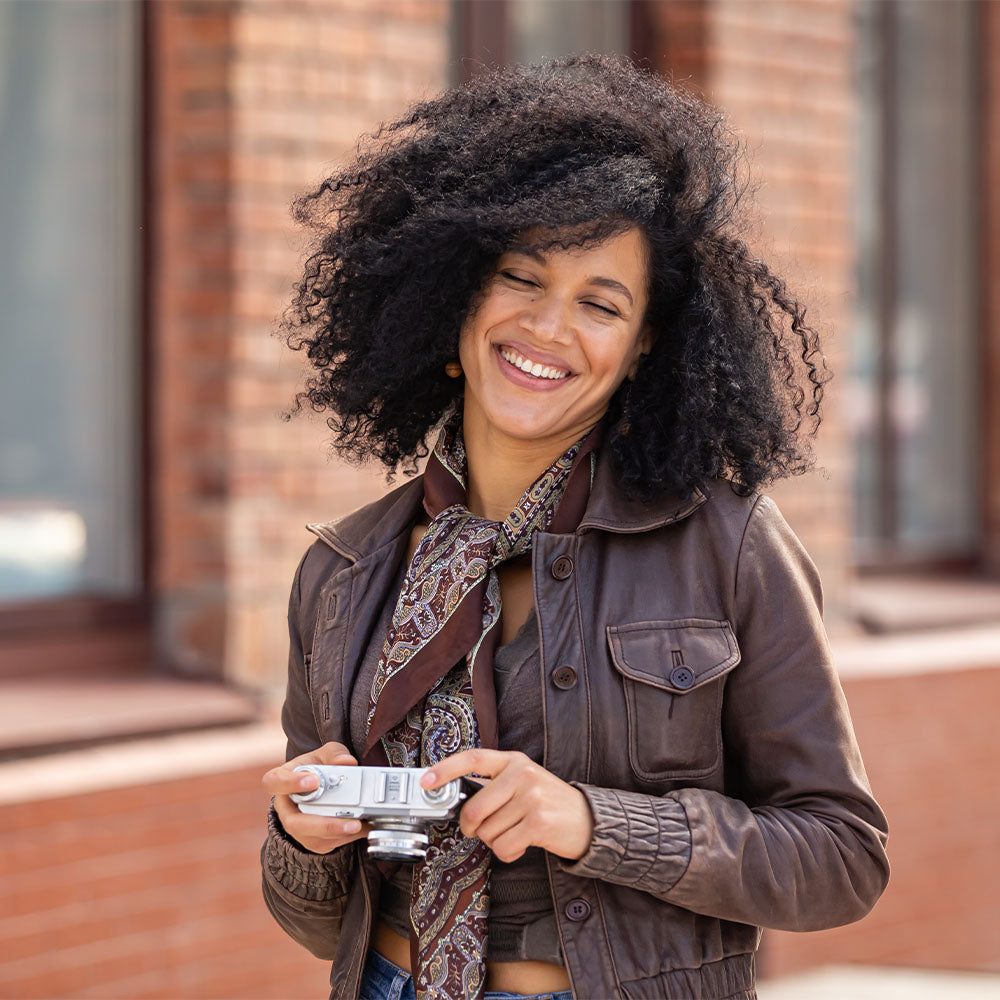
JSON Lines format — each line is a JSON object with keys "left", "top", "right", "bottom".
{"left": 550, "top": 555, "right": 574, "bottom": 580}
{"left": 565, "top": 897, "right": 591, "bottom": 921}
{"left": 669, "top": 665, "right": 695, "bottom": 690}
{"left": 552, "top": 665, "right": 577, "bottom": 689}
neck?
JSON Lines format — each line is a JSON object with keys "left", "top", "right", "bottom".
{"left": 461, "top": 407, "right": 593, "bottom": 521}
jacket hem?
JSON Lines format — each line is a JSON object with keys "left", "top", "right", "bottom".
{"left": 617, "top": 951, "right": 756, "bottom": 999}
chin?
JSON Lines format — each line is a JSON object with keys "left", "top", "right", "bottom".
{"left": 478, "top": 401, "right": 587, "bottom": 445}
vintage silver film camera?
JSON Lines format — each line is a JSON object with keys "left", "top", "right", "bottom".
{"left": 290, "top": 765, "right": 470, "bottom": 862}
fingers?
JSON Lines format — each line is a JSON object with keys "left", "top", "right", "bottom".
{"left": 468, "top": 799, "right": 530, "bottom": 859}
{"left": 441, "top": 752, "right": 593, "bottom": 861}
{"left": 271, "top": 791, "right": 370, "bottom": 855}
{"left": 457, "top": 764, "right": 523, "bottom": 838}
{"left": 310, "top": 742, "right": 358, "bottom": 767}
{"left": 262, "top": 741, "right": 366, "bottom": 855}
{"left": 488, "top": 823, "right": 531, "bottom": 864}
{"left": 261, "top": 742, "right": 357, "bottom": 797}
{"left": 421, "top": 747, "right": 525, "bottom": 789}
{"left": 273, "top": 792, "right": 366, "bottom": 839}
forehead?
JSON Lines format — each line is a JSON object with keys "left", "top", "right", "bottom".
{"left": 505, "top": 225, "right": 650, "bottom": 287}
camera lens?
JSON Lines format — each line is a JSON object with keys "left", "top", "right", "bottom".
{"left": 368, "top": 828, "right": 429, "bottom": 862}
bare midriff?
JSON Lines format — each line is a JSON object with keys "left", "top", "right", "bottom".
{"left": 372, "top": 920, "right": 572, "bottom": 994}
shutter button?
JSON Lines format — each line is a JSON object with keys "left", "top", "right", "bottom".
{"left": 669, "top": 665, "right": 695, "bottom": 690}
{"left": 552, "top": 665, "right": 577, "bottom": 689}
{"left": 565, "top": 898, "right": 591, "bottom": 921}
{"left": 551, "top": 555, "right": 574, "bottom": 580}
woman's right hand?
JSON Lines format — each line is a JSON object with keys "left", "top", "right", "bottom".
{"left": 262, "top": 741, "right": 370, "bottom": 855}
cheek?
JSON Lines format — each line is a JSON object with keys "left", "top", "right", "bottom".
{"left": 457, "top": 309, "right": 484, "bottom": 365}
{"left": 588, "top": 334, "right": 641, "bottom": 382}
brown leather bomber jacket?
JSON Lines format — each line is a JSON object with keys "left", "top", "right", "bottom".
{"left": 261, "top": 455, "right": 890, "bottom": 1000}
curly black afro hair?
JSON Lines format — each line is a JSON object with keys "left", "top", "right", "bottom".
{"left": 280, "top": 54, "right": 830, "bottom": 502}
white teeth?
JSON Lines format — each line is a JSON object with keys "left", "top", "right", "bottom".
{"left": 499, "top": 347, "right": 569, "bottom": 380}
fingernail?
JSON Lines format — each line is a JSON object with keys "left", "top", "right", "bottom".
{"left": 298, "top": 774, "right": 318, "bottom": 788}
{"left": 420, "top": 771, "right": 436, "bottom": 787}
{"left": 343, "top": 820, "right": 361, "bottom": 834}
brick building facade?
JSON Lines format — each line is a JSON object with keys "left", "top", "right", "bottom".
{"left": 2, "top": 1, "right": 999, "bottom": 996}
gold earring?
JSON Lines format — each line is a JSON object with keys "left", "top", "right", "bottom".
{"left": 445, "top": 361, "right": 463, "bottom": 378}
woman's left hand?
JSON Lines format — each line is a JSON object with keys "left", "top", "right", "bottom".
{"left": 420, "top": 748, "right": 594, "bottom": 863}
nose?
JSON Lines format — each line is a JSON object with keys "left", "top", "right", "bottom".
{"left": 519, "top": 291, "right": 573, "bottom": 344}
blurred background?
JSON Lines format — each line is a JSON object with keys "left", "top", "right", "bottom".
{"left": 1, "top": 0, "right": 998, "bottom": 997}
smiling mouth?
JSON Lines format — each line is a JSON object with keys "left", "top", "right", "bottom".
{"left": 497, "top": 346, "right": 572, "bottom": 381}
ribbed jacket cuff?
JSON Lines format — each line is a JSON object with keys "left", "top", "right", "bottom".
{"left": 558, "top": 783, "right": 692, "bottom": 893}
{"left": 262, "top": 801, "right": 356, "bottom": 902}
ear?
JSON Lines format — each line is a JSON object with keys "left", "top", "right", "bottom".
{"left": 627, "top": 324, "right": 655, "bottom": 381}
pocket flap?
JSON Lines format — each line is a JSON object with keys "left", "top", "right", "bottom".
{"left": 606, "top": 618, "right": 740, "bottom": 693}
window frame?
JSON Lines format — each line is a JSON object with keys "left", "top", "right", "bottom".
{"left": 451, "top": 0, "right": 655, "bottom": 83}
{"left": 852, "top": 0, "right": 987, "bottom": 575}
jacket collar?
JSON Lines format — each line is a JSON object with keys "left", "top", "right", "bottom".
{"left": 307, "top": 476, "right": 425, "bottom": 563}
{"left": 307, "top": 450, "right": 709, "bottom": 564}
{"left": 577, "top": 449, "right": 709, "bottom": 534}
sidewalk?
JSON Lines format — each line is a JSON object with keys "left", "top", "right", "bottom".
{"left": 758, "top": 965, "right": 1000, "bottom": 999}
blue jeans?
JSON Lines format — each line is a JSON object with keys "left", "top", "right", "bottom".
{"left": 359, "top": 948, "right": 574, "bottom": 1000}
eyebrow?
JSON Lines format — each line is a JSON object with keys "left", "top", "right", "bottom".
{"left": 505, "top": 246, "right": 635, "bottom": 307}
{"left": 588, "top": 276, "right": 634, "bottom": 306}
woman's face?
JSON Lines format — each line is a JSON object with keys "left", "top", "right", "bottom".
{"left": 458, "top": 225, "right": 652, "bottom": 452}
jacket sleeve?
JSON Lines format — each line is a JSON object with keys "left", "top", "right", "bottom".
{"left": 561, "top": 494, "right": 890, "bottom": 931}
{"left": 260, "top": 544, "right": 358, "bottom": 960}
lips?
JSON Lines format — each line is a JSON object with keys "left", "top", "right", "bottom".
{"left": 496, "top": 344, "right": 572, "bottom": 381}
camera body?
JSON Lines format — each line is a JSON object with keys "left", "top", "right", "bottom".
{"left": 290, "top": 764, "right": 468, "bottom": 862}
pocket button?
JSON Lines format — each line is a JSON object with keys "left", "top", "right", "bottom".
{"left": 669, "top": 665, "right": 695, "bottom": 690}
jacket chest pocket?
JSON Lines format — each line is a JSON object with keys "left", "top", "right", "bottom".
{"left": 606, "top": 618, "right": 740, "bottom": 781}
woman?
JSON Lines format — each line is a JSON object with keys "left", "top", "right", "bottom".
{"left": 261, "top": 55, "right": 889, "bottom": 1000}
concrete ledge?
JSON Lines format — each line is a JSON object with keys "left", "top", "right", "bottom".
{"left": 0, "top": 720, "right": 286, "bottom": 805}
{"left": 832, "top": 623, "right": 1000, "bottom": 679}
{"left": 0, "top": 672, "right": 261, "bottom": 757}
{"left": 759, "top": 965, "right": 1000, "bottom": 999}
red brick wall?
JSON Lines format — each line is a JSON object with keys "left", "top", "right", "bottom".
{"left": 637, "top": 0, "right": 709, "bottom": 91}
{"left": 150, "top": 0, "right": 449, "bottom": 688}
{"left": 0, "top": 766, "right": 330, "bottom": 1000}
{"left": 763, "top": 665, "right": 1000, "bottom": 976}
{"left": 150, "top": 0, "right": 237, "bottom": 678}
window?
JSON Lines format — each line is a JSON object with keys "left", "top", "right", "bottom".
{"left": 0, "top": 0, "right": 144, "bottom": 617}
{"left": 850, "top": 0, "right": 982, "bottom": 568}
{"left": 452, "top": 0, "right": 634, "bottom": 79}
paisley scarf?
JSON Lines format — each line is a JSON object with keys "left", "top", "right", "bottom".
{"left": 362, "top": 413, "right": 599, "bottom": 1000}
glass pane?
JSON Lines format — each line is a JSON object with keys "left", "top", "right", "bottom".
{"left": 0, "top": 0, "right": 140, "bottom": 601}
{"left": 850, "top": 0, "right": 979, "bottom": 561}
{"left": 508, "top": 0, "right": 628, "bottom": 62}
{"left": 892, "top": 0, "right": 978, "bottom": 554}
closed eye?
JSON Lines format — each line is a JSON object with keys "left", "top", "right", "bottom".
{"left": 585, "top": 301, "right": 620, "bottom": 317}
{"left": 500, "top": 270, "right": 537, "bottom": 287}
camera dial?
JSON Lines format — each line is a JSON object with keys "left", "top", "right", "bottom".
{"left": 292, "top": 766, "right": 348, "bottom": 803}
{"left": 421, "top": 783, "right": 450, "bottom": 803}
